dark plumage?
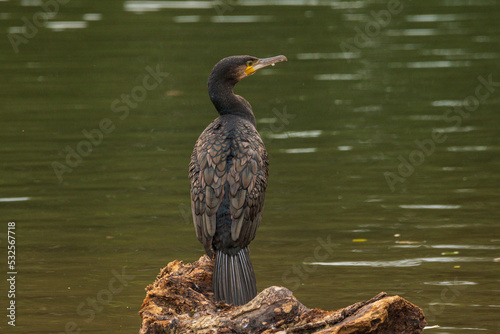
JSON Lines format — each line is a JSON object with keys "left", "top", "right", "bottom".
{"left": 189, "top": 55, "right": 287, "bottom": 305}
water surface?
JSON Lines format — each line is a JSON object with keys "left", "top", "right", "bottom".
{"left": 1, "top": 0, "right": 499, "bottom": 332}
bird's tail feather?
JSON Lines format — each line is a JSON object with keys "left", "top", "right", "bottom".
{"left": 213, "top": 247, "right": 257, "bottom": 306}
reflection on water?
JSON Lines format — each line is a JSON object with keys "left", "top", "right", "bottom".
{"left": 83, "top": 13, "right": 103, "bottom": 21}
{"left": 399, "top": 205, "right": 461, "bottom": 209}
{"left": 1, "top": 0, "right": 500, "bottom": 332}
{"left": 447, "top": 146, "right": 490, "bottom": 152}
{"left": 310, "top": 257, "right": 492, "bottom": 268}
{"left": 210, "top": 15, "right": 273, "bottom": 23}
{"left": 124, "top": 1, "right": 213, "bottom": 12}
{"left": 297, "top": 52, "right": 361, "bottom": 60}
{"left": 173, "top": 15, "right": 201, "bottom": 23}
{"left": 389, "top": 60, "right": 471, "bottom": 68}
{"left": 405, "top": 13, "right": 479, "bottom": 22}
{"left": 281, "top": 147, "right": 317, "bottom": 154}
{"left": 45, "top": 21, "right": 88, "bottom": 31}
{"left": 314, "top": 73, "right": 363, "bottom": 80}
{"left": 0, "top": 197, "right": 31, "bottom": 202}
{"left": 265, "top": 130, "right": 322, "bottom": 139}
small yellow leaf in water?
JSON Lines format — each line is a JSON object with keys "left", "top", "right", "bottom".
{"left": 352, "top": 239, "right": 367, "bottom": 242}
{"left": 394, "top": 234, "right": 401, "bottom": 238}
{"left": 166, "top": 90, "right": 183, "bottom": 96}
{"left": 396, "top": 241, "right": 421, "bottom": 245}
{"left": 454, "top": 265, "right": 461, "bottom": 269}
{"left": 441, "top": 251, "right": 459, "bottom": 255}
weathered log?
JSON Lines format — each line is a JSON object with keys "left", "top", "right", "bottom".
{"left": 139, "top": 255, "right": 426, "bottom": 334}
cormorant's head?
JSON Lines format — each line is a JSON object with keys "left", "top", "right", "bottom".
{"left": 209, "top": 55, "right": 287, "bottom": 85}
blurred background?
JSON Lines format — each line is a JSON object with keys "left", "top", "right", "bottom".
{"left": 1, "top": 0, "right": 499, "bottom": 332}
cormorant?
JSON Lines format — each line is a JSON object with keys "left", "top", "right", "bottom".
{"left": 189, "top": 55, "right": 287, "bottom": 305}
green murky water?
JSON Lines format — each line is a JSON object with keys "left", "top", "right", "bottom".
{"left": 1, "top": 0, "right": 499, "bottom": 333}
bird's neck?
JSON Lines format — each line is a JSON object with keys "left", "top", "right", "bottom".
{"left": 208, "top": 79, "right": 256, "bottom": 126}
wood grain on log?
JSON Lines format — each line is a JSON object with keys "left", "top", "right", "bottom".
{"left": 139, "top": 255, "right": 426, "bottom": 334}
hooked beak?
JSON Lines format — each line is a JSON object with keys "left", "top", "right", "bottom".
{"left": 245, "top": 55, "right": 287, "bottom": 76}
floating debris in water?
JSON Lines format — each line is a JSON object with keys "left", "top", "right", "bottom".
{"left": 352, "top": 239, "right": 367, "bottom": 242}
{"left": 441, "top": 251, "right": 460, "bottom": 255}
{"left": 166, "top": 90, "right": 183, "bottom": 96}
{"left": 424, "top": 325, "right": 440, "bottom": 329}
{"left": 396, "top": 240, "right": 421, "bottom": 245}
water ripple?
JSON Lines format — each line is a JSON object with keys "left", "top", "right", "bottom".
{"left": 211, "top": 15, "right": 273, "bottom": 23}
{"left": 0, "top": 197, "right": 31, "bottom": 202}
{"left": 265, "top": 130, "right": 322, "bottom": 139}
{"left": 297, "top": 52, "right": 360, "bottom": 60}
{"left": 389, "top": 60, "right": 471, "bottom": 68}
{"left": 314, "top": 73, "right": 363, "bottom": 80}
{"left": 124, "top": 1, "right": 212, "bottom": 12}
{"left": 447, "top": 146, "right": 490, "bottom": 152}
{"left": 434, "top": 126, "right": 476, "bottom": 133}
{"left": 309, "top": 257, "right": 491, "bottom": 268}
{"left": 424, "top": 280, "right": 478, "bottom": 286}
{"left": 406, "top": 13, "right": 478, "bottom": 22}
{"left": 432, "top": 100, "right": 464, "bottom": 107}
{"left": 282, "top": 148, "right": 317, "bottom": 154}
{"left": 173, "top": 15, "right": 201, "bottom": 23}
{"left": 400, "top": 204, "right": 461, "bottom": 209}
{"left": 45, "top": 21, "right": 88, "bottom": 31}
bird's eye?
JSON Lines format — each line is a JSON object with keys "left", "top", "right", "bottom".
{"left": 247, "top": 61, "right": 253, "bottom": 67}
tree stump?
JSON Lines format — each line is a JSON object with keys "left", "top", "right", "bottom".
{"left": 139, "top": 255, "right": 426, "bottom": 334}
